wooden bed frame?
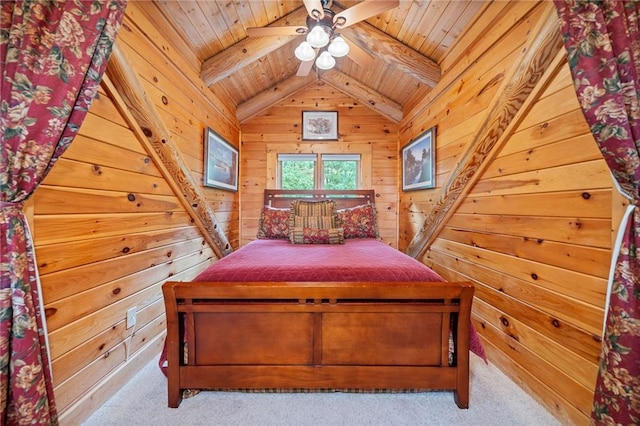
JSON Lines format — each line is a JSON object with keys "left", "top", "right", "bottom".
{"left": 162, "top": 190, "right": 475, "bottom": 409}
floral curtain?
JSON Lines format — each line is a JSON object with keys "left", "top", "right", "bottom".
{"left": 553, "top": 0, "right": 640, "bottom": 424}
{"left": 0, "top": 1, "right": 125, "bottom": 424}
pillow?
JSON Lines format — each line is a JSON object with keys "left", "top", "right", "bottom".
{"left": 337, "top": 203, "right": 379, "bottom": 239}
{"left": 292, "top": 215, "right": 335, "bottom": 229}
{"left": 256, "top": 205, "right": 290, "bottom": 239}
{"left": 289, "top": 227, "right": 345, "bottom": 245}
{"left": 288, "top": 199, "right": 338, "bottom": 232}
{"left": 289, "top": 199, "right": 337, "bottom": 218}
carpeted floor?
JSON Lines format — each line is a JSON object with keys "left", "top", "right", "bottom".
{"left": 83, "top": 354, "right": 561, "bottom": 425}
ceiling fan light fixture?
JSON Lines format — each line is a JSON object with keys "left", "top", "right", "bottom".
{"left": 306, "top": 24, "right": 330, "bottom": 48}
{"left": 316, "top": 51, "right": 336, "bottom": 70}
{"left": 327, "top": 36, "right": 349, "bottom": 58}
{"left": 295, "top": 41, "right": 315, "bottom": 61}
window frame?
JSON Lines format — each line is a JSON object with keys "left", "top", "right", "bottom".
{"left": 267, "top": 143, "right": 372, "bottom": 190}
{"left": 277, "top": 153, "right": 361, "bottom": 190}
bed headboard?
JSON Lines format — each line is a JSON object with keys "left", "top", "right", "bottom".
{"left": 264, "top": 189, "right": 375, "bottom": 209}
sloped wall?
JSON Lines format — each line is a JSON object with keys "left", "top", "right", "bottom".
{"left": 399, "top": 2, "right": 613, "bottom": 425}
{"left": 240, "top": 84, "right": 399, "bottom": 247}
{"left": 32, "top": 2, "right": 240, "bottom": 423}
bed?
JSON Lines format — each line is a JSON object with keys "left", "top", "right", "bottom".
{"left": 162, "top": 189, "right": 477, "bottom": 409}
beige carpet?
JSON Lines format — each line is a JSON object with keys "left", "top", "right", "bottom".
{"left": 83, "top": 354, "right": 561, "bottom": 425}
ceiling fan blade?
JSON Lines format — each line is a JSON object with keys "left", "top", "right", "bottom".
{"left": 303, "top": 0, "right": 324, "bottom": 19}
{"left": 345, "top": 37, "right": 375, "bottom": 69}
{"left": 246, "top": 26, "right": 305, "bottom": 37}
{"left": 333, "top": 0, "right": 399, "bottom": 29}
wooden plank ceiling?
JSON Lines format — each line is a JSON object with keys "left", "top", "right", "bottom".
{"left": 152, "top": 1, "right": 484, "bottom": 122}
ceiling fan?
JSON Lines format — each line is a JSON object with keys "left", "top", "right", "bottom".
{"left": 246, "top": 0, "right": 399, "bottom": 76}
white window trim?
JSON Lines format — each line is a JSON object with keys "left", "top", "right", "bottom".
{"left": 267, "top": 143, "right": 372, "bottom": 189}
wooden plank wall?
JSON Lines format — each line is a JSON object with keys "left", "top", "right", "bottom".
{"left": 399, "top": 2, "right": 612, "bottom": 425}
{"left": 31, "top": 2, "right": 240, "bottom": 423}
{"left": 240, "top": 84, "right": 399, "bottom": 247}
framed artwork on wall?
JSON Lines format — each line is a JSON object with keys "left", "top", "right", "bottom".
{"left": 204, "top": 127, "right": 238, "bottom": 192}
{"left": 302, "top": 111, "right": 338, "bottom": 141}
{"left": 401, "top": 127, "right": 436, "bottom": 191}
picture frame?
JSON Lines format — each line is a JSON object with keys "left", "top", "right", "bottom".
{"left": 203, "top": 127, "right": 238, "bottom": 192}
{"left": 401, "top": 127, "right": 436, "bottom": 191}
{"left": 302, "top": 111, "right": 338, "bottom": 140}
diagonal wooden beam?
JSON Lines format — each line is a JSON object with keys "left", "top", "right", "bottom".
{"left": 339, "top": 23, "right": 440, "bottom": 88}
{"left": 320, "top": 69, "right": 402, "bottom": 122}
{"left": 201, "top": 7, "right": 309, "bottom": 87}
{"left": 236, "top": 68, "right": 403, "bottom": 123}
{"left": 106, "top": 42, "right": 233, "bottom": 258}
{"left": 236, "top": 74, "right": 317, "bottom": 122}
{"left": 405, "top": 3, "right": 563, "bottom": 259}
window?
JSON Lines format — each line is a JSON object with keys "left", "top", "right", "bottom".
{"left": 278, "top": 154, "right": 361, "bottom": 190}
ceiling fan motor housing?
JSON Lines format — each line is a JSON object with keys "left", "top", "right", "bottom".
{"left": 306, "top": 8, "right": 336, "bottom": 35}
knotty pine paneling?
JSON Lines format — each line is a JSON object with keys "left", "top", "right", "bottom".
{"left": 240, "top": 85, "right": 399, "bottom": 248}
{"left": 32, "top": 3, "right": 240, "bottom": 423}
{"left": 400, "top": 2, "right": 612, "bottom": 425}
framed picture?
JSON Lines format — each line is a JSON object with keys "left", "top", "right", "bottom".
{"left": 402, "top": 127, "right": 436, "bottom": 191}
{"left": 204, "top": 127, "right": 238, "bottom": 192}
{"left": 302, "top": 111, "right": 338, "bottom": 140}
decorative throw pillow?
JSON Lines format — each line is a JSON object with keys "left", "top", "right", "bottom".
{"left": 256, "top": 205, "right": 290, "bottom": 239}
{"left": 288, "top": 199, "right": 338, "bottom": 232}
{"left": 337, "top": 203, "right": 379, "bottom": 239}
{"left": 290, "top": 199, "right": 337, "bottom": 218}
{"left": 289, "top": 227, "right": 345, "bottom": 245}
{"left": 292, "top": 215, "right": 336, "bottom": 229}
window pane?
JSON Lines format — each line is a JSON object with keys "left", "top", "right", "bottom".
{"left": 281, "top": 160, "right": 315, "bottom": 189}
{"left": 323, "top": 160, "right": 357, "bottom": 189}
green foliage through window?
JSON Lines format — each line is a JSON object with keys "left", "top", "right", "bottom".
{"left": 323, "top": 160, "right": 356, "bottom": 189}
{"left": 278, "top": 154, "right": 360, "bottom": 190}
{"left": 282, "top": 160, "right": 314, "bottom": 189}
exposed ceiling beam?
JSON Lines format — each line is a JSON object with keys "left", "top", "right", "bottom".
{"left": 236, "top": 74, "right": 317, "bottom": 122}
{"left": 339, "top": 23, "right": 440, "bottom": 88}
{"left": 201, "top": 5, "right": 441, "bottom": 91}
{"left": 237, "top": 68, "right": 403, "bottom": 123}
{"left": 320, "top": 69, "right": 402, "bottom": 122}
{"left": 201, "top": 7, "right": 308, "bottom": 87}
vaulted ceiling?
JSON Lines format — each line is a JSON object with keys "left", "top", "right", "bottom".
{"left": 150, "top": 1, "right": 485, "bottom": 122}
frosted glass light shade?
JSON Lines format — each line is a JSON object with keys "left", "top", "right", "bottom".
{"left": 294, "top": 41, "right": 315, "bottom": 61}
{"left": 327, "top": 36, "right": 349, "bottom": 57}
{"left": 315, "top": 51, "right": 336, "bottom": 70}
{"left": 306, "top": 25, "right": 330, "bottom": 48}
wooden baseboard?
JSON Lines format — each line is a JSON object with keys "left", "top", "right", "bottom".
{"left": 58, "top": 333, "right": 164, "bottom": 425}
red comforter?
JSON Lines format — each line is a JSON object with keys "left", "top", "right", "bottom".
{"left": 194, "top": 238, "right": 444, "bottom": 283}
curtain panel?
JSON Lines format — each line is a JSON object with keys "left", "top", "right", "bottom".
{"left": 553, "top": 1, "right": 640, "bottom": 425}
{"left": 0, "top": 1, "right": 126, "bottom": 424}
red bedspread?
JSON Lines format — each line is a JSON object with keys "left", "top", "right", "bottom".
{"left": 195, "top": 238, "right": 444, "bottom": 283}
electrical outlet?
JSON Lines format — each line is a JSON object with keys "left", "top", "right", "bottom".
{"left": 126, "top": 307, "right": 137, "bottom": 329}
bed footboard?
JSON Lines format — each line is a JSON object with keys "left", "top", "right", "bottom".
{"left": 162, "top": 281, "right": 474, "bottom": 409}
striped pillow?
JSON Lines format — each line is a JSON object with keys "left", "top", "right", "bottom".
{"left": 289, "top": 200, "right": 340, "bottom": 244}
